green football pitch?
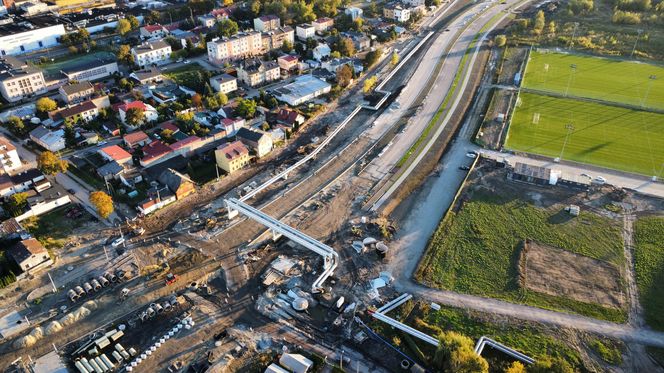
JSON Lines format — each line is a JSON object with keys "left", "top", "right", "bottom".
{"left": 505, "top": 92, "right": 664, "bottom": 177}
{"left": 522, "top": 51, "right": 664, "bottom": 110}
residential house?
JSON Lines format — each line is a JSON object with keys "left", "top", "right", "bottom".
{"left": 277, "top": 55, "right": 299, "bottom": 73}
{"left": 2, "top": 168, "right": 44, "bottom": 197}
{"left": 158, "top": 168, "right": 195, "bottom": 199}
{"left": 274, "top": 108, "right": 305, "bottom": 128}
{"left": 345, "top": 7, "right": 363, "bottom": 20}
{"left": 198, "top": 14, "right": 217, "bottom": 28}
{"left": 98, "top": 145, "right": 132, "bottom": 165}
{"left": 272, "top": 74, "right": 331, "bottom": 106}
{"left": 0, "top": 56, "right": 46, "bottom": 102}
{"left": 0, "top": 136, "right": 21, "bottom": 173}
{"left": 343, "top": 31, "right": 371, "bottom": 51}
{"left": 296, "top": 24, "right": 315, "bottom": 41}
{"left": 59, "top": 81, "right": 94, "bottom": 104}
{"left": 140, "top": 140, "right": 174, "bottom": 167}
{"left": 7, "top": 238, "right": 52, "bottom": 273}
{"left": 103, "top": 122, "right": 120, "bottom": 136}
{"left": 261, "top": 27, "right": 295, "bottom": 51}
{"left": 207, "top": 31, "right": 263, "bottom": 64}
{"left": 140, "top": 24, "right": 169, "bottom": 40}
{"left": 384, "top": 4, "right": 411, "bottom": 22}
{"left": 404, "top": 0, "right": 425, "bottom": 5}
{"left": 313, "top": 43, "right": 331, "bottom": 61}
{"left": 60, "top": 58, "right": 119, "bottom": 82}
{"left": 137, "top": 186, "right": 176, "bottom": 215}
{"left": 14, "top": 184, "right": 71, "bottom": 222}
{"left": 132, "top": 41, "right": 172, "bottom": 68}
{"left": 129, "top": 68, "right": 164, "bottom": 86}
{"left": 210, "top": 7, "right": 232, "bottom": 20}
{"left": 53, "top": 100, "right": 99, "bottom": 124}
{"left": 118, "top": 101, "right": 159, "bottom": 127}
{"left": 254, "top": 15, "right": 280, "bottom": 32}
{"left": 209, "top": 74, "right": 238, "bottom": 94}
{"left": 215, "top": 140, "right": 249, "bottom": 174}
{"left": 97, "top": 161, "right": 124, "bottom": 181}
{"left": 169, "top": 135, "right": 204, "bottom": 157}
{"left": 0, "top": 174, "right": 14, "bottom": 197}
{"left": 29, "top": 126, "right": 65, "bottom": 151}
{"left": 323, "top": 58, "right": 364, "bottom": 75}
{"left": 123, "top": 131, "right": 151, "bottom": 148}
{"left": 237, "top": 59, "right": 280, "bottom": 87}
{"left": 169, "top": 29, "right": 202, "bottom": 50}
{"left": 236, "top": 127, "right": 272, "bottom": 158}
{"left": 313, "top": 17, "right": 334, "bottom": 33}
{"left": 218, "top": 117, "right": 245, "bottom": 136}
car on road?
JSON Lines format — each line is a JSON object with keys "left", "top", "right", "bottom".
{"left": 593, "top": 176, "right": 607, "bottom": 184}
{"left": 111, "top": 237, "right": 125, "bottom": 248}
{"left": 581, "top": 173, "right": 592, "bottom": 179}
{"left": 67, "top": 189, "right": 76, "bottom": 194}
{"left": 458, "top": 166, "right": 471, "bottom": 171}
{"left": 465, "top": 152, "right": 477, "bottom": 159}
{"left": 133, "top": 227, "right": 145, "bottom": 236}
{"left": 183, "top": 60, "right": 191, "bottom": 64}
{"left": 165, "top": 273, "right": 178, "bottom": 285}
{"left": 97, "top": 140, "right": 108, "bottom": 146}
{"left": 176, "top": 58, "right": 183, "bottom": 63}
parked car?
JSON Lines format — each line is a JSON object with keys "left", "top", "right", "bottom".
{"left": 593, "top": 176, "right": 607, "bottom": 184}
{"left": 465, "top": 152, "right": 477, "bottom": 159}
{"left": 111, "top": 237, "right": 125, "bottom": 248}
{"left": 580, "top": 173, "right": 592, "bottom": 179}
{"left": 133, "top": 227, "right": 145, "bottom": 236}
{"left": 458, "top": 166, "right": 470, "bottom": 171}
{"left": 165, "top": 273, "right": 178, "bottom": 285}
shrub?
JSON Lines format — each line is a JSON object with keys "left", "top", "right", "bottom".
{"left": 612, "top": 10, "right": 642, "bottom": 24}
{"left": 568, "top": 0, "right": 594, "bottom": 14}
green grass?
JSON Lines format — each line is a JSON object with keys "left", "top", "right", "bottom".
{"left": 416, "top": 191, "right": 627, "bottom": 322}
{"left": 505, "top": 92, "right": 664, "bottom": 177}
{"left": 588, "top": 338, "right": 623, "bottom": 365}
{"left": 67, "top": 164, "right": 106, "bottom": 190}
{"left": 371, "top": 302, "right": 583, "bottom": 370}
{"left": 523, "top": 51, "right": 664, "bottom": 110}
{"left": 633, "top": 216, "right": 664, "bottom": 331}
{"left": 22, "top": 206, "right": 91, "bottom": 249}
{"left": 35, "top": 51, "right": 116, "bottom": 78}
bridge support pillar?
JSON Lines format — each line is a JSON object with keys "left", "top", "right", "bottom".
{"left": 271, "top": 229, "right": 282, "bottom": 241}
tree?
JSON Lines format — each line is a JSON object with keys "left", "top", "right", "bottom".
{"left": 37, "top": 151, "right": 68, "bottom": 175}
{"left": 217, "top": 92, "right": 228, "bottom": 106}
{"left": 281, "top": 39, "right": 294, "bottom": 53}
{"left": 64, "top": 122, "right": 76, "bottom": 148}
{"left": 291, "top": 0, "right": 316, "bottom": 23}
{"left": 146, "top": 10, "right": 161, "bottom": 24}
{"left": 532, "top": 10, "right": 545, "bottom": 36}
{"left": 236, "top": 98, "right": 257, "bottom": 119}
{"left": 546, "top": 21, "right": 556, "bottom": 35}
{"left": 161, "top": 128, "right": 174, "bottom": 141}
{"left": 250, "top": 0, "right": 261, "bottom": 16}
{"left": 89, "top": 191, "right": 114, "bottom": 219}
{"left": 314, "top": 0, "right": 341, "bottom": 17}
{"left": 494, "top": 34, "right": 507, "bottom": 47}
{"left": 125, "top": 107, "right": 145, "bottom": 127}
{"left": 5, "top": 116, "right": 25, "bottom": 135}
{"left": 330, "top": 50, "right": 341, "bottom": 59}
{"left": 36, "top": 97, "right": 57, "bottom": 114}
{"left": 217, "top": 19, "right": 239, "bottom": 38}
{"left": 363, "top": 76, "right": 377, "bottom": 93}
{"left": 504, "top": 361, "right": 526, "bottom": 373}
{"left": 117, "top": 45, "right": 134, "bottom": 65}
{"left": 336, "top": 64, "right": 353, "bottom": 87}
{"left": 434, "top": 331, "right": 488, "bottom": 373}
{"left": 530, "top": 357, "right": 573, "bottom": 373}
{"left": 364, "top": 48, "right": 382, "bottom": 68}
{"left": 192, "top": 93, "right": 203, "bottom": 108}
{"left": 391, "top": 51, "right": 400, "bottom": 66}
{"left": 117, "top": 19, "right": 132, "bottom": 36}
{"left": 7, "top": 192, "right": 28, "bottom": 217}
{"left": 336, "top": 37, "right": 356, "bottom": 57}
{"left": 127, "top": 15, "right": 140, "bottom": 30}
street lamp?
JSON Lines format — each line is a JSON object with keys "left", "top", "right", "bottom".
{"left": 559, "top": 123, "right": 575, "bottom": 160}
{"left": 641, "top": 75, "right": 657, "bottom": 108}
{"left": 564, "top": 64, "right": 577, "bottom": 97}
{"left": 631, "top": 29, "right": 644, "bottom": 58}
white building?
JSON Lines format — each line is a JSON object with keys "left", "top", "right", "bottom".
{"left": 272, "top": 75, "right": 331, "bottom": 106}
{"left": 207, "top": 31, "right": 262, "bottom": 65}
{"left": 312, "top": 43, "right": 331, "bottom": 61}
{"left": 403, "top": 0, "right": 426, "bottom": 6}
{"left": 312, "top": 17, "right": 334, "bottom": 33}
{"left": 60, "top": 58, "right": 119, "bottom": 82}
{"left": 345, "top": 7, "right": 363, "bottom": 20}
{"left": 29, "top": 126, "right": 65, "bottom": 152}
{"left": 140, "top": 24, "right": 169, "bottom": 40}
{"left": 296, "top": 23, "right": 315, "bottom": 41}
{"left": 237, "top": 59, "right": 280, "bottom": 87}
{"left": 209, "top": 74, "right": 238, "bottom": 94}
{"left": 131, "top": 40, "right": 172, "bottom": 68}
{"left": 14, "top": 184, "right": 71, "bottom": 223}
{"left": 118, "top": 101, "right": 159, "bottom": 126}
{"left": 253, "top": 14, "right": 280, "bottom": 32}
{"left": 0, "top": 24, "right": 66, "bottom": 56}
{"left": 198, "top": 15, "right": 217, "bottom": 28}
{"left": 7, "top": 238, "right": 53, "bottom": 274}
{"left": 0, "top": 136, "right": 21, "bottom": 173}
{"left": 0, "top": 57, "right": 47, "bottom": 102}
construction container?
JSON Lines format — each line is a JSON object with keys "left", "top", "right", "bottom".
{"left": 128, "top": 347, "right": 138, "bottom": 357}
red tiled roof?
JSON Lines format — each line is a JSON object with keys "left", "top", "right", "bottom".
{"left": 119, "top": 101, "right": 147, "bottom": 112}
{"left": 123, "top": 131, "right": 149, "bottom": 145}
{"left": 143, "top": 24, "right": 164, "bottom": 33}
{"left": 276, "top": 108, "right": 301, "bottom": 125}
{"left": 217, "top": 140, "right": 248, "bottom": 160}
{"left": 279, "top": 55, "right": 298, "bottom": 63}
{"left": 169, "top": 136, "right": 201, "bottom": 151}
{"left": 142, "top": 140, "right": 173, "bottom": 161}
{"left": 100, "top": 145, "right": 132, "bottom": 161}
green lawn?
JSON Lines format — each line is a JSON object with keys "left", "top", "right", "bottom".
{"left": 523, "top": 51, "right": 664, "bottom": 110}
{"left": 35, "top": 51, "right": 116, "bottom": 78}
{"left": 505, "top": 92, "right": 664, "bottom": 177}
{"left": 416, "top": 191, "right": 627, "bottom": 322}
{"left": 22, "top": 206, "right": 91, "bottom": 249}
{"left": 633, "top": 216, "right": 664, "bottom": 331}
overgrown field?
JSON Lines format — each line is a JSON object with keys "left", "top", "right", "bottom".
{"left": 523, "top": 50, "right": 664, "bottom": 109}
{"left": 416, "top": 190, "right": 627, "bottom": 322}
{"left": 505, "top": 92, "right": 664, "bottom": 177}
{"left": 633, "top": 216, "right": 664, "bottom": 331}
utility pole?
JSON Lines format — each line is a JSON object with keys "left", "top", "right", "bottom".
{"left": 567, "top": 22, "right": 579, "bottom": 50}
{"left": 46, "top": 272, "right": 57, "bottom": 293}
{"left": 215, "top": 163, "right": 220, "bottom": 181}
{"left": 564, "top": 64, "right": 577, "bottom": 97}
{"left": 641, "top": 75, "right": 657, "bottom": 108}
{"left": 559, "top": 123, "right": 575, "bottom": 160}
{"left": 103, "top": 245, "right": 109, "bottom": 261}
{"left": 631, "top": 29, "right": 644, "bottom": 58}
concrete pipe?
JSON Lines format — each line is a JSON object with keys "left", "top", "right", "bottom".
{"left": 75, "top": 286, "right": 86, "bottom": 297}
{"left": 163, "top": 301, "right": 172, "bottom": 311}
{"left": 83, "top": 282, "right": 93, "bottom": 294}
{"left": 169, "top": 295, "right": 178, "bottom": 305}
{"left": 81, "top": 358, "right": 94, "bottom": 373}
{"left": 107, "top": 272, "right": 118, "bottom": 282}
{"left": 91, "top": 279, "right": 102, "bottom": 291}
{"left": 98, "top": 276, "right": 110, "bottom": 287}
{"left": 146, "top": 307, "right": 155, "bottom": 318}
{"left": 154, "top": 303, "right": 163, "bottom": 314}
{"left": 139, "top": 311, "right": 148, "bottom": 322}
{"left": 68, "top": 289, "right": 80, "bottom": 302}
{"left": 112, "top": 351, "right": 123, "bottom": 364}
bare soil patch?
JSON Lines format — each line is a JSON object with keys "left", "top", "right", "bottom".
{"left": 521, "top": 240, "right": 625, "bottom": 309}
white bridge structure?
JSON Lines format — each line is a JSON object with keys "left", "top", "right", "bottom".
{"left": 369, "top": 293, "right": 535, "bottom": 365}
{"left": 224, "top": 198, "right": 339, "bottom": 293}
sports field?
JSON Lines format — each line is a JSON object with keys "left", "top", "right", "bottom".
{"left": 523, "top": 50, "right": 664, "bottom": 110}
{"left": 506, "top": 92, "right": 664, "bottom": 177}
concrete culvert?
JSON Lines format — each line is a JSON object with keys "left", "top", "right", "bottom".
{"left": 400, "top": 360, "right": 411, "bottom": 370}
{"left": 68, "top": 289, "right": 79, "bottom": 302}
{"left": 83, "top": 282, "right": 93, "bottom": 294}
{"left": 163, "top": 302, "right": 172, "bottom": 311}
{"left": 91, "top": 279, "right": 102, "bottom": 291}
{"left": 146, "top": 307, "right": 155, "bottom": 318}
{"left": 107, "top": 272, "right": 118, "bottom": 282}
{"left": 75, "top": 286, "right": 86, "bottom": 297}
{"left": 154, "top": 303, "right": 163, "bottom": 313}
{"left": 99, "top": 276, "right": 110, "bottom": 287}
